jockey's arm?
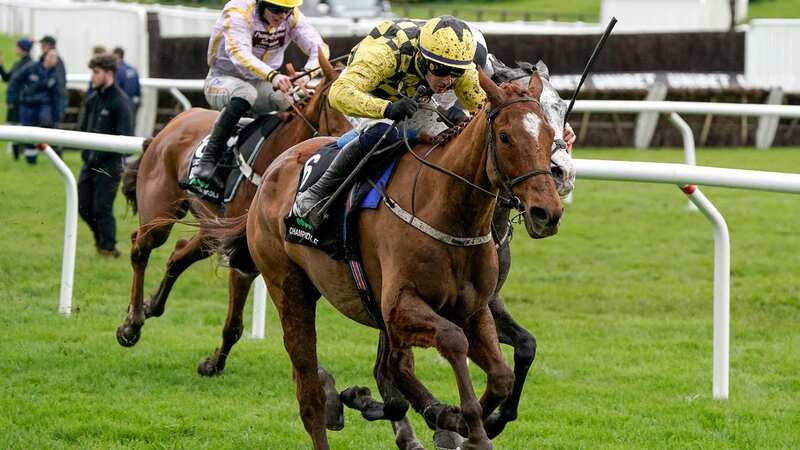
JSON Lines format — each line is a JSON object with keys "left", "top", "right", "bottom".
{"left": 288, "top": 11, "right": 330, "bottom": 80}
{"left": 453, "top": 67, "right": 488, "bottom": 115}
{"left": 221, "top": 7, "right": 279, "bottom": 83}
{"left": 329, "top": 45, "right": 397, "bottom": 119}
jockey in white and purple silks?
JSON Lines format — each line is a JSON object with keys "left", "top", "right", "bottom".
{"left": 190, "top": 0, "right": 329, "bottom": 190}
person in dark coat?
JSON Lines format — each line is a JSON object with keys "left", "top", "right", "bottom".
{"left": 0, "top": 37, "right": 34, "bottom": 160}
{"left": 14, "top": 49, "right": 61, "bottom": 164}
{"left": 39, "top": 35, "right": 67, "bottom": 123}
{"left": 77, "top": 54, "right": 134, "bottom": 257}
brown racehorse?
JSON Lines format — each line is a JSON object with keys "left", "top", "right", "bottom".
{"left": 221, "top": 71, "right": 562, "bottom": 449}
{"left": 115, "top": 54, "right": 352, "bottom": 380}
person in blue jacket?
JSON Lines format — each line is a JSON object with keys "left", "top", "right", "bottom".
{"left": 14, "top": 49, "right": 61, "bottom": 164}
{"left": 0, "top": 37, "right": 34, "bottom": 160}
{"left": 112, "top": 47, "right": 141, "bottom": 121}
{"left": 38, "top": 36, "right": 67, "bottom": 123}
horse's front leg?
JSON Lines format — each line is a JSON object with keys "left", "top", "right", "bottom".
{"left": 465, "top": 305, "right": 515, "bottom": 426}
{"left": 117, "top": 223, "right": 170, "bottom": 347}
{"left": 387, "top": 291, "right": 491, "bottom": 450}
{"left": 198, "top": 268, "right": 256, "bottom": 376}
{"left": 483, "top": 293, "right": 536, "bottom": 438}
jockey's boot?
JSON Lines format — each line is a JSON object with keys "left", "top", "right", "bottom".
{"left": 292, "top": 137, "right": 368, "bottom": 226}
{"left": 191, "top": 97, "right": 251, "bottom": 188}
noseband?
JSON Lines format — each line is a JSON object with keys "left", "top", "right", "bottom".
{"left": 487, "top": 97, "right": 553, "bottom": 210}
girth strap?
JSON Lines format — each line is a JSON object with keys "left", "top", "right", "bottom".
{"left": 382, "top": 196, "right": 493, "bottom": 247}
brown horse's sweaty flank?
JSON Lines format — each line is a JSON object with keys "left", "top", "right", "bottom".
{"left": 235, "top": 70, "right": 562, "bottom": 449}
{"left": 115, "top": 54, "right": 352, "bottom": 381}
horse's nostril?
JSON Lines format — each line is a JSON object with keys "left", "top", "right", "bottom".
{"left": 529, "top": 207, "right": 549, "bottom": 223}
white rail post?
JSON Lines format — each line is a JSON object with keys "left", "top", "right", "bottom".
{"left": 169, "top": 87, "right": 192, "bottom": 111}
{"left": 38, "top": 144, "right": 77, "bottom": 316}
{"left": 251, "top": 275, "right": 267, "bottom": 339}
{"left": 680, "top": 184, "right": 730, "bottom": 400}
{"left": 668, "top": 112, "right": 699, "bottom": 211}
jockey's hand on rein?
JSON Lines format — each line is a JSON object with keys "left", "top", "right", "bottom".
{"left": 272, "top": 74, "right": 293, "bottom": 93}
{"left": 384, "top": 97, "right": 419, "bottom": 121}
{"left": 438, "top": 105, "right": 468, "bottom": 126}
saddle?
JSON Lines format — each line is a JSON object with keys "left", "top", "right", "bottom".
{"left": 283, "top": 140, "right": 402, "bottom": 329}
{"left": 182, "top": 113, "right": 282, "bottom": 204}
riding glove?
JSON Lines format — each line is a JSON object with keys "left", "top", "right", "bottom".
{"left": 383, "top": 97, "right": 419, "bottom": 121}
{"left": 439, "top": 105, "right": 468, "bottom": 125}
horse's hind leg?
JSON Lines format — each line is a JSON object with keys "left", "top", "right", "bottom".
{"left": 198, "top": 268, "right": 256, "bottom": 376}
{"left": 483, "top": 294, "right": 536, "bottom": 438}
{"left": 144, "top": 232, "right": 212, "bottom": 318}
{"left": 117, "top": 220, "right": 174, "bottom": 347}
{"left": 266, "top": 273, "right": 329, "bottom": 449}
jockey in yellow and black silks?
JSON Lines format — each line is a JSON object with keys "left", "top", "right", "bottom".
{"left": 293, "top": 16, "right": 484, "bottom": 223}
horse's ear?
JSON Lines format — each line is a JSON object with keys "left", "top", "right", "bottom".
{"left": 318, "top": 48, "right": 338, "bottom": 81}
{"left": 479, "top": 69, "right": 505, "bottom": 106}
{"left": 535, "top": 60, "right": 550, "bottom": 81}
{"left": 286, "top": 63, "right": 297, "bottom": 77}
{"left": 527, "top": 71, "right": 544, "bottom": 100}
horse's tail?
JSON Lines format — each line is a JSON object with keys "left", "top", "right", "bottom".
{"left": 122, "top": 137, "right": 153, "bottom": 214}
{"left": 202, "top": 213, "right": 257, "bottom": 273}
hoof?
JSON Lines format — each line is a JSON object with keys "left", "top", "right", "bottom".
{"left": 116, "top": 324, "right": 141, "bottom": 347}
{"left": 434, "top": 429, "right": 464, "bottom": 450}
{"left": 197, "top": 356, "right": 224, "bottom": 377}
{"left": 325, "top": 398, "right": 344, "bottom": 431}
{"left": 382, "top": 397, "right": 409, "bottom": 422}
{"left": 463, "top": 439, "right": 492, "bottom": 450}
{"left": 483, "top": 411, "right": 508, "bottom": 439}
{"left": 424, "top": 404, "right": 468, "bottom": 437}
{"left": 143, "top": 299, "right": 164, "bottom": 318}
{"left": 340, "top": 386, "right": 371, "bottom": 408}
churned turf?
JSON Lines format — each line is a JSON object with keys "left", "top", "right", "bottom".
{"left": 0, "top": 146, "right": 798, "bottom": 449}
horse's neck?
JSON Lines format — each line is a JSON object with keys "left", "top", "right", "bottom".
{"left": 417, "top": 109, "right": 495, "bottom": 235}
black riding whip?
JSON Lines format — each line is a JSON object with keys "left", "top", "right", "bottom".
{"left": 289, "top": 54, "right": 350, "bottom": 82}
{"left": 564, "top": 16, "right": 617, "bottom": 125}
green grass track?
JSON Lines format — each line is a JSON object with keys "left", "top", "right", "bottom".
{"left": 1, "top": 147, "right": 798, "bottom": 449}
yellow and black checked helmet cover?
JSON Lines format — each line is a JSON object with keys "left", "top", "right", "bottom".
{"left": 418, "top": 16, "right": 477, "bottom": 69}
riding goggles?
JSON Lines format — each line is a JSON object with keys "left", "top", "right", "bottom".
{"left": 264, "top": 3, "right": 293, "bottom": 14}
{"left": 427, "top": 62, "right": 466, "bottom": 78}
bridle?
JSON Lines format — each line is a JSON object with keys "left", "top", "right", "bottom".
{"left": 288, "top": 80, "right": 335, "bottom": 138}
{"left": 486, "top": 96, "right": 554, "bottom": 210}
{"left": 404, "top": 95, "right": 553, "bottom": 211}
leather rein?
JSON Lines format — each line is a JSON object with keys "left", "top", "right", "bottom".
{"left": 377, "top": 96, "right": 553, "bottom": 247}
{"left": 403, "top": 96, "right": 553, "bottom": 209}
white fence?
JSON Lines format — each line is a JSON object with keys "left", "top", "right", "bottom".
{"left": 3, "top": 97, "right": 800, "bottom": 401}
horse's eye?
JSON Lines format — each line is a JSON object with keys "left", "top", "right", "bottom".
{"left": 499, "top": 132, "right": 511, "bottom": 145}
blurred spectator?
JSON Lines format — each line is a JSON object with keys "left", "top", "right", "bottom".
{"left": 14, "top": 50, "right": 61, "bottom": 164}
{"left": 77, "top": 54, "right": 133, "bottom": 258}
{"left": 0, "top": 37, "right": 34, "bottom": 160}
{"left": 112, "top": 47, "right": 141, "bottom": 121}
{"left": 39, "top": 35, "right": 67, "bottom": 124}
{"left": 87, "top": 46, "right": 110, "bottom": 95}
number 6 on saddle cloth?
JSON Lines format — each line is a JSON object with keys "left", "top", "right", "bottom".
{"left": 285, "top": 122, "right": 418, "bottom": 257}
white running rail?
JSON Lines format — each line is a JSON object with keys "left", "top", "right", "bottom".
{"left": 3, "top": 109, "right": 800, "bottom": 400}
